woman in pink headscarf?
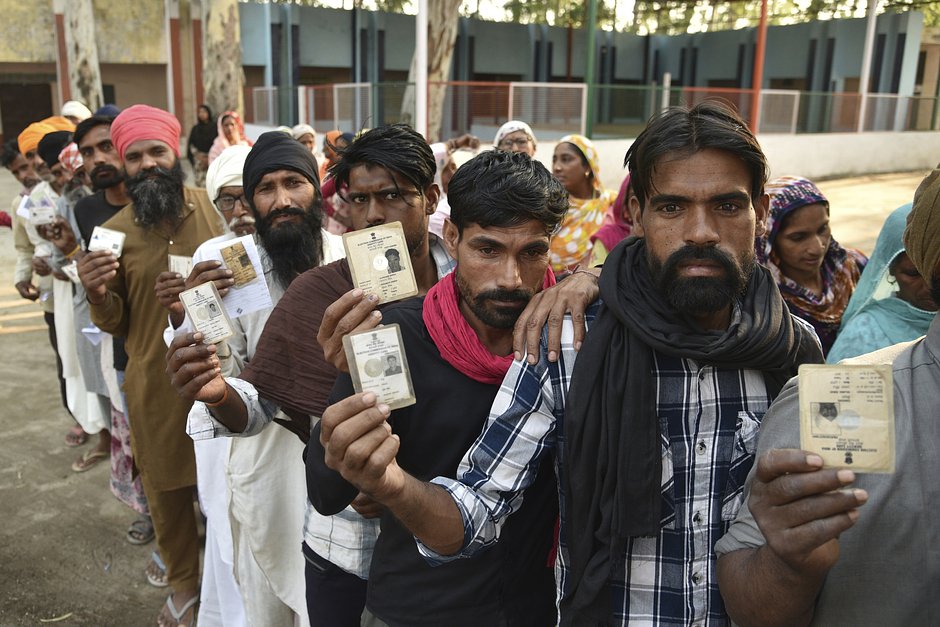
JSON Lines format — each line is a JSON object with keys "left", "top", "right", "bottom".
{"left": 208, "top": 110, "right": 252, "bottom": 164}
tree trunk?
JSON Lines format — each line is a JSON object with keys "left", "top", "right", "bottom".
{"left": 400, "top": 0, "right": 462, "bottom": 142}
{"left": 63, "top": 0, "right": 104, "bottom": 110}
{"left": 203, "top": 0, "right": 244, "bottom": 117}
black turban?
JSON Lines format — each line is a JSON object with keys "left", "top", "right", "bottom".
{"left": 38, "top": 131, "right": 73, "bottom": 168}
{"left": 243, "top": 131, "right": 320, "bottom": 209}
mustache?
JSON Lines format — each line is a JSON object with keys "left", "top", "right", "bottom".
{"left": 262, "top": 206, "right": 306, "bottom": 227}
{"left": 660, "top": 244, "right": 737, "bottom": 277}
{"left": 90, "top": 164, "right": 120, "bottom": 180}
{"left": 473, "top": 288, "right": 533, "bottom": 305}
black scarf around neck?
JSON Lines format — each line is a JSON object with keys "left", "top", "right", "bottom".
{"left": 560, "top": 236, "right": 822, "bottom": 625}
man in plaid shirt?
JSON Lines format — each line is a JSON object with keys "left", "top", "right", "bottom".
{"left": 318, "top": 102, "right": 822, "bottom": 625}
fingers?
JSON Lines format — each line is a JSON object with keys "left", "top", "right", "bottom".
{"left": 756, "top": 449, "right": 825, "bottom": 483}
{"left": 321, "top": 392, "right": 388, "bottom": 449}
{"left": 351, "top": 493, "right": 386, "bottom": 518}
{"left": 186, "top": 263, "right": 234, "bottom": 292}
{"left": 318, "top": 289, "right": 381, "bottom": 345}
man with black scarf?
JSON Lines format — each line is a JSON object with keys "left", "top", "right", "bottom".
{"left": 164, "top": 132, "right": 343, "bottom": 625}
{"left": 315, "top": 101, "right": 824, "bottom": 626}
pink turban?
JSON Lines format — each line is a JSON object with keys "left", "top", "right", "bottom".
{"left": 110, "top": 104, "right": 181, "bottom": 159}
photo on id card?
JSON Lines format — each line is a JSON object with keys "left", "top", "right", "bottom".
{"left": 342, "top": 221, "right": 418, "bottom": 304}
{"left": 798, "top": 364, "right": 895, "bottom": 473}
{"left": 343, "top": 324, "right": 415, "bottom": 410}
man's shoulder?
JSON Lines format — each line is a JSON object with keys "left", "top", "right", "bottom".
{"left": 101, "top": 203, "right": 137, "bottom": 231}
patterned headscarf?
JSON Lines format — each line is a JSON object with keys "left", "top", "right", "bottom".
{"left": 57, "top": 142, "right": 84, "bottom": 175}
{"left": 559, "top": 134, "right": 602, "bottom": 192}
{"left": 759, "top": 175, "right": 866, "bottom": 354}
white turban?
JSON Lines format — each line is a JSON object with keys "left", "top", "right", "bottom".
{"left": 494, "top": 120, "right": 536, "bottom": 147}
{"left": 292, "top": 124, "right": 317, "bottom": 141}
{"left": 206, "top": 144, "right": 251, "bottom": 205}
{"left": 61, "top": 100, "right": 92, "bottom": 122}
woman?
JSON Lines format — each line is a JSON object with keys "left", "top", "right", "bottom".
{"left": 589, "top": 174, "right": 633, "bottom": 266}
{"left": 319, "top": 130, "right": 351, "bottom": 181}
{"left": 494, "top": 120, "right": 537, "bottom": 157}
{"left": 760, "top": 175, "right": 867, "bottom": 355}
{"left": 208, "top": 110, "right": 252, "bottom": 164}
{"left": 187, "top": 104, "right": 217, "bottom": 186}
{"left": 550, "top": 134, "right": 615, "bottom": 273}
{"left": 827, "top": 203, "right": 937, "bottom": 362}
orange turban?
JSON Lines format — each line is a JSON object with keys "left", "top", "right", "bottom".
{"left": 110, "top": 104, "right": 182, "bottom": 160}
{"left": 18, "top": 115, "right": 76, "bottom": 156}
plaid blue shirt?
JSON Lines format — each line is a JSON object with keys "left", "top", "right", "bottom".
{"left": 422, "top": 302, "right": 775, "bottom": 625}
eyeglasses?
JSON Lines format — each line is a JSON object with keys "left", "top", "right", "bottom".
{"left": 215, "top": 194, "right": 247, "bottom": 213}
{"left": 498, "top": 137, "right": 532, "bottom": 150}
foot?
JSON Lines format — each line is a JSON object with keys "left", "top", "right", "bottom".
{"left": 64, "top": 425, "right": 87, "bottom": 447}
{"left": 145, "top": 555, "right": 168, "bottom": 588}
{"left": 157, "top": 590, "right": 198, "bottom": 627}
{"left": 71, "top": 449, "right": 108, "bottom": 472}
{"left": 126, "top": 515, "right": 155, "bottom": 545}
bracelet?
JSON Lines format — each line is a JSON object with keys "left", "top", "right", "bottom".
{"left": 205, "top": 384, "right": 229, "bottom": 408}
{"left": 65, "top": 245, "right": 81, "bottom": 258}
{"left": 571, "top": 264, "right": 600, "bottom": 281}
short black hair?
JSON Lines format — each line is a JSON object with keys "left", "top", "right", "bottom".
{"left": 329, "top": 124, "right": 436, "bottom": 196}
{"left": 624, "top": 100, "right": 768, "bottom": 211}
{"left": 0, "top": 139, "right": 20, "bottom": 168}
{"left": 73, "top": 115, "right": 116, "bottom": 148}
{"left": 447, "top": 150, "right": 568, "bottom": 236}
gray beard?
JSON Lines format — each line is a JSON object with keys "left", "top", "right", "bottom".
{"left": 126, "top": 161, "right": 185, "bottom": 229}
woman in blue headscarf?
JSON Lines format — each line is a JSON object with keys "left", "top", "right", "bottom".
{"left": 827, "top": 203, "right": 938, "bottom": 363}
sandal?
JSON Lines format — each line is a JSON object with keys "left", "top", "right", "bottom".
{"left": 162, "top": 593, "right": 199, "bottom": 627}
{"left": 126, "top": 515, "right": 155, "bottom": 545}
{"left": 71, "top": 449, "right": 107, "bottom": 472}
{"left": 64, "top": 425, "right": 87, "bottom": 447}
{"left": 146, "top": 552, "right": 168, "bottom": 588}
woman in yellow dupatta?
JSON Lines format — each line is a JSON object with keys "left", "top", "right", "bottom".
{"left": 550, "top": 134, "right": 616, "bottom": 274}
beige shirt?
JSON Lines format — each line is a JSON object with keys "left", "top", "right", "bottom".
{"left": 90, "top": 187, "right": 223, "bottom": 491}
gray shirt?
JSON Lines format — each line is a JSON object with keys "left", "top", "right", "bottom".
{"left": 715, "top": 314, "right": 940, "bottom": 626}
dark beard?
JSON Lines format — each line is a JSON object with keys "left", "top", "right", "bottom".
{"left": 90, "top": 163, "right": 123, "bottom": 190}
{"left": 456, "top": 267, "right": 535, "bottom": 330}
{"left": 126, "top": 161, "right": 185, "bottom": 229}
{"left": 256, "top": 202, "right": 324, "bottom": 289}
{"left": 648, "top": 244, "right": 753, "bottom": 315}
{"left": 931, "top": 276, "right": 940, "bottom": 307}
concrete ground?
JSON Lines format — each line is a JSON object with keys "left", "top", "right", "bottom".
{"left": 0, "top": 166, "right": 930, "bottom": 625}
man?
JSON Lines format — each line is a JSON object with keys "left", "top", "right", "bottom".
{"left": 310, "top": 150, "right": 565, "bottom": 625}
{"left": 37, "top": 130, "right": 76, "bottom": 196}
{"left": 43, "top": 114, "right": 153, "bottom": 543}
{"left": 77, "top": 104, "right": 222, "bottom": 627}
{"left": 204, "top": 144, "right": 255, "bottom": 237}
{"left": 382, "top": 354, "right": 401, "bottom": 376}
{"left": 714, "top": 168, "right": 940, "bottom": 626}
{"left": 166, "top": 124, "right": 450, "bottom": 626}
{"left": 316, "top": 102, "right": 824, "bottom": 626}
{"left": 62, "top": 100, "right": 93, "bottom": 125}
{"left": 164, "top": 134, "right": 344, "bottom": 626}
{"left": 18, "top": 116, "right": 75, "bottom": 182}
{"left": 292, "top": 123, "right": 317, "bottom": 153}
{"left": 3, "top": 138, "right": 79, "bottom": 444}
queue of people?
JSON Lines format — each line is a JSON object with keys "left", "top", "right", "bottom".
{"left": 6, "top": 96, "right": 939, "bottom": 627}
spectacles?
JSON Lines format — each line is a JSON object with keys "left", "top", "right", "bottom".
{"left": 498, "top": 137, "right": 531, "bottom": 149}
{"left": 215, "top": 194, "right": 247, "bottom": 213}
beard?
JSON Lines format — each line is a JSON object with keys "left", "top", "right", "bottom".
{"left": 456, "top": 267, "right": 536, "bottom": 330}
{"left": 89, "top": 163, "right": 123, "bottom": 190}
{"left": 256, "top": 201, "right": 324, "bottom": 289}
{"left": 648, "top": 244, "right": 753, "bottom": 315}
{"left": 126, "top": 160, "right": 185, "bottom": 229}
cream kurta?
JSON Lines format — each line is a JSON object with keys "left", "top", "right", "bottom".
{"left": 90, "top": 187, "right": 223, "bottom": 491}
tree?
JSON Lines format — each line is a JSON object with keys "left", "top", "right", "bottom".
{"left": 399, "top": 0, "right": 463, "bottom": 142}
{"left": 203, "top": 0, "right": 245, "bottom": 117}
{"left": 54, "top": 0, "right": 104, "bottom": 110}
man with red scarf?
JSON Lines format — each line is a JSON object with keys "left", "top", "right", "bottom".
{"left": 309, "top": 149, "right": 568, "bottom": 625}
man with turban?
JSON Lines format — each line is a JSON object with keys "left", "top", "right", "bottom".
{"left": 205, "top": 144, "right": 254, "bottom": 237}
{"left": 62, "top": 100, "right": 93, "bottom": 125}
{"left": 715, "top": 168, "right": 940, "bottom": 625}
{"left": 164, "top": 132, "right": 345, "bottom": 625}
{"left": 76, "top": 104, "right": 221, "bottom": 627}
{"left": 37, "top": 130, "right": 76, "bottom": 196}
{"left": 18, "top": 115, "right": 75, "bottom": 182}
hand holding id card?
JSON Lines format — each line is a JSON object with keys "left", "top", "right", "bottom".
{"left": 88, "top": 226, "right": 126, "bottom": 258}
{"left": 343, "top": 221, "right": 418, "bottom": 304}
{"left": 798, "top": 364, "right": 895, "bottom": 473}
{"left": 343, "top": 324, "right": 416, "bottom": 410}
